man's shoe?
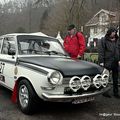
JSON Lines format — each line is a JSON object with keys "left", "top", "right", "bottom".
{"left": 114, "top": 94, "right": 120, "bottom": 99}
{"left": 102, "top": 93, "right": 111, "bottom": 98}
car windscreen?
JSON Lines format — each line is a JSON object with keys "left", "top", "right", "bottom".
{"left": 17, "top": 35, "right": 66, "bottom": 56}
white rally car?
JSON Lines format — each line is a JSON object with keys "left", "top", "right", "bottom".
{"left": 0, "top": 33, "right": 110, "bottom": 114}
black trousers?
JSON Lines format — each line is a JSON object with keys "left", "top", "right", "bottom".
{"left": 110, "top": 61, "right": 119, "bottom": 95}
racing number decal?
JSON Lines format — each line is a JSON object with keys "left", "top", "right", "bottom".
{"left": 0, "top": 63, "right": 5, "bottom": 82}
{"left": 0, "top": 63, "right": 5, "bottom": 74}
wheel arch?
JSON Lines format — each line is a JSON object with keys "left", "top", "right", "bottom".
{"left": 17, "top": 76, "right": 39, "bottom": 97}
{"left": 11, "top": 76, "right": 39, "bottom": 103}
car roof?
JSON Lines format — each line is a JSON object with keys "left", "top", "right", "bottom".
{"left": 0, "top": 33, "right": 55, "bottom": 39}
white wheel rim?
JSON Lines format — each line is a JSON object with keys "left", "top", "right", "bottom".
{"left": 19, "top": 85, "right": 29, "bottom": 108}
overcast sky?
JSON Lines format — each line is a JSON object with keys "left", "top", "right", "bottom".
{"left": 0, "top": 0, "right": 11, "bottom": 4}
{"left": 0, "top": 0, "right": 20, "bottom": 4}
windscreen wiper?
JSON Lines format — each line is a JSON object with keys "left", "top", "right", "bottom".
{"left": 44, "top": 51, "right": 68, "bottom": 57}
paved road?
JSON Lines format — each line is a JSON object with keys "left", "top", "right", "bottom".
{"left": 0, "top": 85, "right": 120, "bottom": 120}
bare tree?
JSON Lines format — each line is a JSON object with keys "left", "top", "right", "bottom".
{"left": 0, "top": 0, "right": 119, "bottom": 37}
{"left": 34, "top": 0, "right": 54, "bottom": 7}
{"left": 41, "top": 0, "right": 92, "bottom": 36}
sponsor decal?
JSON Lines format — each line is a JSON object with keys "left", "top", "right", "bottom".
{"left": 14, "top": 67, "right": 18, "bottom": 75}
{"left": 0, "top": 63, "right": 5, "bottom": 74}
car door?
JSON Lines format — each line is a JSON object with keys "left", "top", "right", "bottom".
{"left": 0, "top": 36, "right": 17, "bottom": 90}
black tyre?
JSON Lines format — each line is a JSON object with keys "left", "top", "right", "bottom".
{"left": 17, "top": 79, "right": 38, "bottom": 114}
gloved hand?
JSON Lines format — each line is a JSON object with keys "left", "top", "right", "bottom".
{"left": 77, "top": 55, "right": 81, "bottom": 59}
{"left": 100, "top": 63, "right": 104, "bottom": 66}
{"left": 118, "top": 61, "right": 120, "bottom": 66}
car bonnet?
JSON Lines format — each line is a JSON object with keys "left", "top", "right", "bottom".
{"left": 18, "top": 56, "right": 103, "bottom": 77}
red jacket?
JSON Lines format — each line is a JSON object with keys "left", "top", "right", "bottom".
{"left": 64, "top": 32, "right": 86, "bottom": 59}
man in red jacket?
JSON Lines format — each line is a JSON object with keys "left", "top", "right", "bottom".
{"left": 64, "top": 24, "right": 86, "bottom": 59}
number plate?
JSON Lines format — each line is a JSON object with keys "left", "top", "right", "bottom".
{"left": 72, "top": 97, "right": 95, "bottom": 104}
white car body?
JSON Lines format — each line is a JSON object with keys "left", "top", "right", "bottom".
{"left": 0, "top": 33, "right": 110, "bottom": 114}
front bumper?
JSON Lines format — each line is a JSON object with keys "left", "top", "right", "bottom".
{"left": 42, "top": 86, "right": 110, "bottom": 103}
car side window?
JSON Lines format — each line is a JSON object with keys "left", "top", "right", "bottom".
{"left": 1, "top": 37, "right": 16, "bottom": 55}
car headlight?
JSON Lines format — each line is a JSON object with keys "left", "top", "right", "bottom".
{"left": 101, "top": 74, "right": 109, "bottom": 87}
{"left": 93, "top": 74, "right": 102, "bottom": 88}
{"left": 48, "top": 71, "right": 63, "bottom": 85}
{"left": 102, "top": 68, "right": 109, "bottom": 76}
{"left": 101, "top": 68, "right": 109, "bottom": 87}
{"left": 69, "top": 76, "right": 81, "bottom": 92}
{"left": 80, "top": 75, "right": 91, "bottom": 90}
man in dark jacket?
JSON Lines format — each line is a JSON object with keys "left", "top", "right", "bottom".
{"left": 98, "top": 27, "right": 120, "bottom": 98}
{"left": 64, "top": 24, "right": 86, "bottom": 59}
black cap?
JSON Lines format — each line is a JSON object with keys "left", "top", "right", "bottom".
{"left": 67, "top": 24, "right": 75, "bottom": 30}
{"left": 105, "top": 27, "right": 118, "bottom": 38}
{"left": 107, "top": 27, "right": 118, "bottom": 34}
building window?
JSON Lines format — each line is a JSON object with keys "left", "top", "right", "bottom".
{"left": 101, "top": 15, "right": 106, "bottom": 22}
{"left": 99, "top": 13, "right": 107, "bottom": 23}
{"left": 94, "top": 27, "right": 97, "bottom": 34}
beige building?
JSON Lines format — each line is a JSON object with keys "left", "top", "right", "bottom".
{"left": 85, "top": 9, "right": 119, "bottom": 47}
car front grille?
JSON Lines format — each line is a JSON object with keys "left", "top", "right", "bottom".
{"left": 64, "top": 85, "right": 103, "bottom": 95}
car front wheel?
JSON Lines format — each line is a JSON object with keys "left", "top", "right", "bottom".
{"left": 17, "top": 79, "right": 38, "bottom": 114}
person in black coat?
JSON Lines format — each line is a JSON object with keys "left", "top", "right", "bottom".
{"left": 98, "top": 27, "right": 120, "bottom": 98}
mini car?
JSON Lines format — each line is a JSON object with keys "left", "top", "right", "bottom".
{"left": 0, "top": 33, "right": 110, "bottom": 114}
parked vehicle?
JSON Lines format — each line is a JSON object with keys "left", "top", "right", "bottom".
{"left": 0, "top": 33, "right": 110, "bottom": 114}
